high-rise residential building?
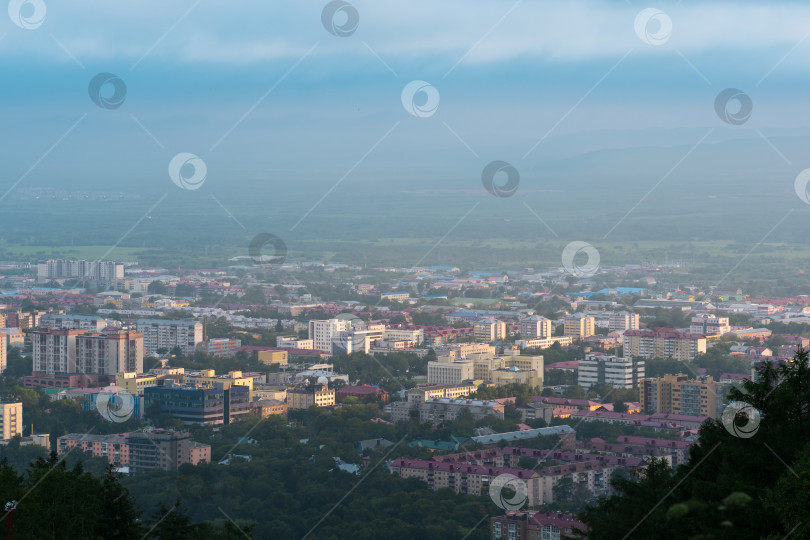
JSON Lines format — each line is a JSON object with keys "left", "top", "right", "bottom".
{"left": 37, "top": 259, "right": 124, "bottom": 284}
{"left": 608, "top": 311, "right": 640, "bottom": 333}
{"left": 623, "top": 330, "right": 707, "bottom": 361}
{"left": 0, "top": 334, "right": 6, "bottom": 373}
{"left": 0, "top": 402, "right": 22, "bottom": 440}
{"left": 418, "top": 398, "right": 505, "bottom": 424}
{"left": 690, "top": 314, "right": 731, "bottom": 336}
{"left": 474, "top": 318, "right": 507, "bottom": 342}
{"left": 32, "top": 329, "right": 88, "bottom": 375}
{"left": 38, "top": 314, "right": 112, "bottom": 331}
{"left": 75, "top": 330, "right": 144, "bottom": 375}
{"left": 136, "top": 319, "right": 203, "bottom": 356}
{"left": 8, "top": 311, "right": 43, "bottom": 330}
{"left": 287, "top": 384, "right": 336, "bottom": 410}
{"left": 640, "top": 373, "right": 728, "bottom": 418}
{"left": 520, "top": 315, "right": 552, "bottom": 339}
{"left": 564, "top": 315, "right": 596, "bottom": 338}
{"left": 578, "top": 354, "right": 645, "bottom": 389}
{"left": 308, "top": 319, "right": 353, "bottom": 352}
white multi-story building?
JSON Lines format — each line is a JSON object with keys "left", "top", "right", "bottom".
{"left": 37, "top": 259, "right": 123, "bottom": 284}
{"left": 520, "top": 315, "right": 552, "bottom": 339}
{"left": 136, "top": 319, "right": 202, "bottom": 356}
{"left": 578, "top": 354, "right": 645, "bottom": 389}
{"left": 382, "top": 328, "right": 424, "bottom": 345}
{"left": 32, "top": 329, "right": 88, "bottom": 374}
{"left": 308, "top": 319, "right": 353, "bottom": 352}
{"left": 608, "top": 312, "right": 640, "bottom": 333}
{"left": 427, "top": 361, "right": 475, "bottom": 385}
{"left": 39, "top": 314, "right": 113, "bottom": 332}
{"left": 690, "top": 314, "right": 731, "bottom": 336}
{"left": 276, "top": 336, "right": 314, "bottom": 349}
{"left": 332, "top": 329, "right": 382, "bottom": 355}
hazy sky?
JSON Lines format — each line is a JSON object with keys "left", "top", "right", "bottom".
{"left": 2, "top": 1, "right": 809, "bottom": 204}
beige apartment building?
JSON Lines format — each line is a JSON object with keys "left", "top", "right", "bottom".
{"left": 0, "top": 402, "right": 22, "bottom": 440}
{"left": 75, "top": 330, "right": 144, "bottom": 375}
{"left": 640, "top": 373, "right": 727, "bottom": 418}
{"left": 564, "top": 316, "right": 595, "bottom": 338}
{"left": 474, "top": 319, "right": 507, "bottom": 342}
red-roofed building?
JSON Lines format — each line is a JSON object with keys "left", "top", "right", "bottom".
{"left": 490, "top": 512, "right": 586, "bottom": 540}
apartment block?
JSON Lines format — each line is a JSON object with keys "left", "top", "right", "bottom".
{"left": 287, "top": 384, "right": 336, "bottom": 410}
{"left": 127, "top": 429, "right": 196, "bottom": 473}
{"left": 578, "top": 354, "right": 645, "bottom": 389}
{"left": 32, "top": 328, "right": 88, "bottom": 374}
{"left": 519, "top": 315, "right": 552, "bottom": 339}
{"left": 75, "top": 330, "right": 144, "bottom": 375}
{"left": 474, "top": 318, "right": 507, "bottom": 342}
{"left": 690, "top": 314, "right": 731, "bottom": 336}
{"left": 136, "top": 319, "right": 203, "bottom": 356}
{"left": 37, "top": 259, "right": 123, "bottom": 284}
{"left": 418, "top": 398, "right": 505, "bottom": 424}
{"left": 563, "top": 316, "right": 595, "bottom": 338}
{"left": 196, "top": 338, "right": 242, "bottom": 357}
{"left": 38, "top": 314, "right": 111, "bottom": 331}
{"left": 0, "top": 402, "right": 22, "bottom": 440}
{"left": 0, "top": 334, "right": 6, "bottom": 373}
{"left": 57, "top": 429, "right": 211, "bottom": 471}
{"left": 608, "top": 311, "right": 640, "bottom": 333}
{"left": 623, "top": 330, "right": 706, "bottom": 361}
{"left": 491, "top": 512, "right": 585, "bottom": 540}
{"left": 390, "top": 459, "right": 543, "bottom": 507}
{"left": 640, "top": 373, "right": 728, "bottom": 418}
